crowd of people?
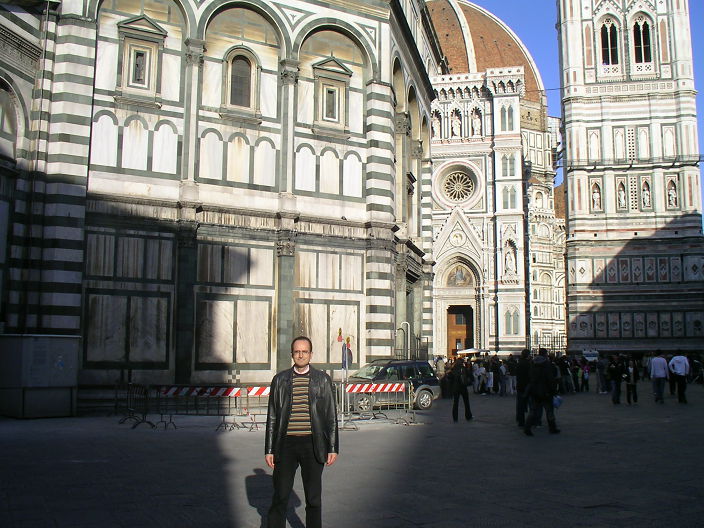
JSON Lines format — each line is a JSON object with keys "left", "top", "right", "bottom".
{"left": 433, "top": 349, "right": 702, "bottom": 436}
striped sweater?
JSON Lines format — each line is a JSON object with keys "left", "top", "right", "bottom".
{"left": 287, "top": 372, "right": 312, "bottom": 436}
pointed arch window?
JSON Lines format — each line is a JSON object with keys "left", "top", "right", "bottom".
{"left": 600, "top": 19, "right": 619, "bottom": 65}
{"left": 633, "top": 17, "right": 652, "bottom": 64}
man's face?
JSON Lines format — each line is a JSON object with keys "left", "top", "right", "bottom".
{"left": 292, "top": 339, "right": 312, "bottom": 369}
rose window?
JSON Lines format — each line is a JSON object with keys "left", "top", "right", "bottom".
{"left": 443, "top": 171, "right": 474, "bottom": 202}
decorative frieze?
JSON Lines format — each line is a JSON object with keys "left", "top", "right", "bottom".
{"left": 0, "top": 26, "right": 41, "bottom": 76}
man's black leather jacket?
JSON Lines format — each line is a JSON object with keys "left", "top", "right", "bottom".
{"left": 265, "top": 366, "right": 339, "bottom": 464}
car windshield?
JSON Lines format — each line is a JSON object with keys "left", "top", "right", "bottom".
{"left": 417, "top": 363, "right": 434, "bottom": 378}
{"left": 351, "top": 364, "right": 385, "bottom": 380}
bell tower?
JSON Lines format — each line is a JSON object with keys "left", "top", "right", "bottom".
{"left": 558, "top": 0, "right": 704, "bottom": 353}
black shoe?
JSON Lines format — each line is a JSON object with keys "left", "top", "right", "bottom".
{"left": 524, "top": 429, "right": 533, "bottom": 436}
{"left": 549, "top": 428, "right": 561, "bottom": 434}
{"left": 466, "top": 416, "right": 473, "bottom": 421}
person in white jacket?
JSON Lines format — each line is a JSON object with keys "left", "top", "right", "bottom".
{"left": 668, "top": 353, "right": 690, "bottom": 404}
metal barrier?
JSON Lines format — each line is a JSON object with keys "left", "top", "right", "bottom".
{"left": 117, "top": 383, "right": 155, "bottom": 429}
{"left": 152, "top": 386, "right": 248, "bottom": 431}
{"left": 337, "top": 381, "right": 416, "bottom": 427}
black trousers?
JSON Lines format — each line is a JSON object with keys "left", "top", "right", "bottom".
{"left": 268, "top": 435, "right": 324, "bottom": 528}
{"left": 674, "top": 374, "right": 688, "bottom": 403}
{"left": 452, "top": 385, "right": 472, "bottom": 421}
{"left": 626, "top": 382, "right": 638, "bottom": 404}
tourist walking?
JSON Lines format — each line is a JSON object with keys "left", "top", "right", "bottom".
{"left": 607, "top": 356, "right": 626, "bottom": 405}
{"left": 650, "top": 351, "right": 669, "bottom": 403}
{"left": 625, "top": 358, "right": 640, "bottom": 405}
{"left": 515, "top": 349, "right": 531, "bottom": 428}
{"left": 524, "top": 348, "right": 560, "bottom": 436}
{"left": 449, "top": 359, "right": 473, "bottom": 421}
{"left": 580, "top": 361, "right": 590, "bottom": 392}
{"left": 668, "top": 352, "right": 690, "bottom": 404}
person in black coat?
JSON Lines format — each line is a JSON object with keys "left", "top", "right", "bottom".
{"left": 625, "top": 358, "right": 640, "bottom": 405}
{"left": 524, "top": 348, "right": 560, "bottom": 436}
{"left": 449, "top": 358, "right": 473, "bottom": 422}
{"left": 515, "top": 349, "right": 531, "bottom": 427}
{"left": 607, "top": 355, "right": 626, "bottom": 405}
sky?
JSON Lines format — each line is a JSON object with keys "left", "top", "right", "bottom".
{"left": 470, "top": 0, "right": 703, "bottom": 198}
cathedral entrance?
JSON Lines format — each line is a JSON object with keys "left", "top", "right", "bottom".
{"left": 447, "top": 305, "right": 473, "bottom": 357}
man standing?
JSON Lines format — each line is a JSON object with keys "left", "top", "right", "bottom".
{"left": 668, "top": 352, "right": 690, "bottom": 404}
{"left": 515, "top": 349, "right": 531, "bottom": 428}
{"left": 650, "top": 350, "right": 669, "bottom": 404}
{"left": 265, "top": 336, "right": 339, "bottom": 528}
{"left": 524, "top": 348, "right": 560, "bottom": 436}
{"left": 449, "top": 358, "right": 473, "bottom": 422}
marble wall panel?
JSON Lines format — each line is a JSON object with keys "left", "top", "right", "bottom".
{"left": 320, "top": 151, "right": 340, "bottom": 195}
{"left": 253, "top": 141, "right": 275, "bottom": 186}
{"left": 86, "top": 294, "right": 127, "bottom": 362}
{"left": 297, "top": 79, "right": 314, "bottom": 124}
{"left": 295, "top": 251, "right": 317, "bottom": 288}
{"left": 91, "top": 115, "right": 118, "bottom": 166}
{"left": 594, "top": 312, "right": 607, "bottom": 338}
{"left": 349, "top": 91, "right": 363, "bottom": 133}
{"left": 260, "top": 72, "right": 277, "bottom": 119}
{"left": 158, "top": 240, "right": 174, "bottom": 280}
{"left": 686, "top": 312, "right": 703, "bottom": 336}
{"left": 621, "top": 312, "right": 633, "bottom": 337}
{"left": 152, "top": 124, "right": 178, "bottom": 174}
{"left": 227, "top": 136, "right": 250, "bottom": 183}
{"left": 672, "top": 312, "right": 685, "bottom": 336}
{"left": 634, "top": 312, "right": 646, "bottom": 337}
{"left": 318, "top": 253, "right": 340, "bottom": 289}
{"left": 340, "top": 254, "right": 362, "bottom": 291}
{"left": 593, "top": 258, "right": 605, "bottom": 283}
{"left": 670, "top": 257, "right": 682, "bottom": 282}
{"left": 659, "top": 312, "right": 672, "bottom": 337}
{"left": 161, "top": 53, "right": 182, "bottom": 102}
{"left": 122, "top": 119, "right": 148, "bottom": 170}
{"left": 342, "top": 155, "right": 362, "bottom": 197}
{"left": 296, "top": 302, "right": 327, "bottom": 361}
{"left": 295, "top": 146, "right": 316, "bottom": 191}
{"left": 575, "top": 314, "right": 593, "bottom": 337}
{"left": 223, "top": 246, "right": 248, "bottom": 284}
{"left": 86, "top": 233, "right": 115, "bottom": 277}
{"left": 608, "top": 312, "right": 620, "bottom": 338}
{"left": 198, "top": 244, "right": 222, "bottom": 283}
{"left": 249, "top": 247, "right": 273, "bottom": 286}
{"left": 144, "top": 239, "right": 161, "bottom": 280}
{"left": 95, "top": 40, "right": 118, "bottom": 91}
{"left": 606, "top": 259, "right": 618, "bottom": 283}
{"left": 329, "top": 304, "right": 358, "bottom": 365}
{"left": 116, "top": 237, "right": 145, "bottom": 278}
{"left": 646, "top": 312, "right": 659, "bottom": 337}
{"left": 657, "top": 257, "right": 669, "bottom": 282}
{"left": 631, "top": 258, "right": 643, "bottom": 282}
{"left": 201, "top": 61, "right": 221, "bottom": 108}
{"left": 684, "top": 256, "right": 704, "bottom": 281}
{"left": 197, "top": 300, "right": 234, "bottom": 363}
{"left": 618, "top": 258, "right": 630, "bottom": 283}
{"left": 236, "top": 299, "right": 269, "bottom": 363}
{"left": 129, "top": 296, "right": 167, "bottom": 362}
{"left": 200, "top": 132, "right": 223, "bottom": 180}
{"left": 645, "top": 257, "right": 656, "bottom": 282}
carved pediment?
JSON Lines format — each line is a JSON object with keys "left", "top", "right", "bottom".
{"left": 312, "top": 56, "right": 353, "bottom": 77}
{"left": 118, "top": 15, "right": 168, "bottom": 39}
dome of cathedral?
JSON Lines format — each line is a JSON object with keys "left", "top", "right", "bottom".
{"left": 427, "top": 0, "right": 544, "bottom": 105}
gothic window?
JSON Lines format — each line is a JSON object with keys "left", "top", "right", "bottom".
{"left": 507, "top": 106, "right": 514, "bottom": 130}
{"left": 633, "top": 16, "right": 652, "bottom": 64}
{"left": 222, "top": 48, "right": 260, "bottom": 114}
{"left": 600, "top": 19, "right": 619, "bottom": 65}
{"left": 505, "top": 311, "right": 513, "bottom": 335}
{"left": 500, "top": 106, "right": 507, "bottom": 131}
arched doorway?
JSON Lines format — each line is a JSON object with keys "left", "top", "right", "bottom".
{"left": 447, "top": 305, "right": 473, "bottom": 356}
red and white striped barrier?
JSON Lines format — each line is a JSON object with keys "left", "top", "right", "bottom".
{"left": 345, "top": 383, "right": 406, "bottom": 393}
{"left": 160, "top": 386, "right": 243, "bottom": 397}
{"left": 247, "top": 386, "right": 270, "bottom": 397}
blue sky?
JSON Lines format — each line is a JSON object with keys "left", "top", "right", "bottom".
{"left": 471, "top": 0, "right": 703, "bottom": 194}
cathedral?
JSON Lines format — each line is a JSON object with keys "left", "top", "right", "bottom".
{"left": 0, "top": 0, "right": 700, "bottom": 392}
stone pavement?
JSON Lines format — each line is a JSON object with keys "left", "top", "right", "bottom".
{"left": 1, "top": 384, "right": 703, "bottom": 528}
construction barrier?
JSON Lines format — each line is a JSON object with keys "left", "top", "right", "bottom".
{"left": 116, "top": 383, "right": 155, "bottom": 429}
{"left": 337, "top": 381, "right": 416, "bottom": 427}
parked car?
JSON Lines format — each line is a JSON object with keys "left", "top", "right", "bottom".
{"left": 348, "top": 359, "right": 440, "bottom": 411}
